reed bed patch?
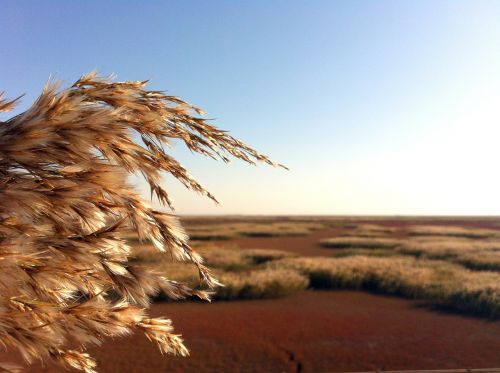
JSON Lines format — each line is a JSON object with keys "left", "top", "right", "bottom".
{"left": 237, "top": 222, "right": 323, "bottom": 237}
{"left": 405, "top": 225, "right": 500, "bottom": 239}
{"left": 319, "top": 232, "right": 500, "bottom": 273}
{"left": 319, "top": 237, "right": 401, "bottom": 249}
{"left": 396, "top": 238, "right": 500, "bottom": 271}
{"left": 184, "top": 222, "right": 325, "bottom": 241}
{"left": 269, "top": 256, "right": 500, "bottom": 317}
{"left": 330, "top": 248, "right": 400, "bottom": 258}
{"left": 185, "top": 224, "right": 240, "bottom": 240}
{"left": 188, "top": 231, "right": 235, "bottom": 241}
{"left": 398, "top": 237, "right": 500, "bottom": 256}
{"left": 242, "top": 248, "right": 294, "bottom": 264}
{"left": 200, "top": 246, "right": 294, "bottom": 271}
{"left": 133, "top": 244, "right": 294, "bottom": 271}
{"left": 405, "top": 236, "right": 500, "bottom": 251}
{"left": 453, "top": 251, "right": 500, "bottom": 271}
{"left": 215, "top": 268, "right": 309, "bottom": 300}
{"left": 133, "top": 244, "right": 302, "bottom": 300}
{"left": 133, "top": 220, "right": 500, "bottom": 313}
{"left": 343, "top": 224, "right": 399, "bottom": 237}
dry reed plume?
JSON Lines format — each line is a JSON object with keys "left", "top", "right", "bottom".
{"left": 0, "top": 73, "right": 281, "bottom": 372}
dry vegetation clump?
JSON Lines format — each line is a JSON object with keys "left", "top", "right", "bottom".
{"left": 184, "top": 224, "right": 238, "bottom": 241}
{"left": 241, "top": 248, "right": 294, "bottom": 264}
{"left": 236, "top": 222, "right": 324, "bottom": 237}
{"left": 132, "top": 245, "right": 299, "bottom": 299}
{"left": 129, "top": 221, "right": 324, "bottom": 242}
{"left": 329, "top": 248, "right": 399, "bottom": 258}
{"left": 405, "top": 236, "right": 500, "bottom": 249}
{"left": 215, "top": 268, "right": 309, "bottom": 300}
{"left": 133, "top": 245, "right": 294, "bottom": 271}
{"left": 197, "top": 246, "right": 294, "bottom": 271}
{"left": 0, "top": 73, "right": 282, "bottom": 371}
{"left": 343, "top": 224, "right": 399, "bottom": 237}
{"left": 270, "top": 256, "right": 500, "bottom": 317}
{"left": 319, "top": 237, "right": 401, "bottom": 249}
{"left": 405, "top": 225, "right": 500, "bottom": 239}
{"left": 453, "top": 251, "right": 500, "bottom": 271}
{"left": 397, "top": 238, "right": 500, "bottom": 271}
{"left": 319, "top": 225, "right": 500, "bottom": 273}
{"left": 185, "top": 222, "right": 324, "bottom": 241}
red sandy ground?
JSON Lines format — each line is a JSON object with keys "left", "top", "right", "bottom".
{"left": 96, "top": 291, "right": 500, "bottom": 373}
{"left": 5, "top": 218, "right": 500, "bottom": 372}
{"left": 18, "top": 291, "right": 500, "bottom": 372}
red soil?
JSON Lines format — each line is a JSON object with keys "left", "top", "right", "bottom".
{"left": 16, "top": 291, "right": 500, "bottom": 372}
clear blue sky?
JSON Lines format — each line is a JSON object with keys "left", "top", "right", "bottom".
{"left": 1, "top": 1, "right": 499, "bottom": 215}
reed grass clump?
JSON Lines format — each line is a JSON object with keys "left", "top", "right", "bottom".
{"left": 0, "top": 73, "right": 281, "bottom": 372}
{"left": 330, "top": 248, "right": 399, "bottom": 258}
{"left": 193, "top": 246, "right": 294, "bottom": 271}
{"left": 319, "top": 237, "right": 401, "bottom": 249}
{"left": 237, "top": 222, "right": 322, "bottom": 237}
{"left": 397, "top": 238, "right": 500, "bottom": 271}
{"left": 132, "top": 243, "right": 298, "bottom": 300}
{"left": 242, "top": 248, "right": 294, "bottom": 264}
{"left": 452, "top": 251, "right": 500, "bottom": 271}
{"left": 135, "top": 244, "right": 294, "bottom": 271}
{"left": 345, "top": 224, "right": 399, "bottom": 237}
{"left": 185, "top": 222, "right": 324, "bottom": 241}
{"left": 271, "top": 256, "right": 500, "bottom": 318}
{"left": 405, "top": 225, "right": 499, "bottom": 239}
{"left": 215, "top": 268, "right": 309, "bottom": 300}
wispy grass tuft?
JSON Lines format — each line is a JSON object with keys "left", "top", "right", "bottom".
{"left": 0, "top": 73, "right": 281, "bottom": 371}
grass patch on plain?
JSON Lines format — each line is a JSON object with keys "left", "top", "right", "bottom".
{"left": 330, "top": 248, "right": 400, "bottom": 258}
{"left": 215, "top": 268, "right": 309, "bottom": 300}
{"left": 405, "top": 225, "right": 500, "bottom": 239}
{"left": 319, "top": 237, "right": 401, "bottom": 249}
{"left": 269, "top": 255, "right": 500, "bottom": 318}
{"left": 397, "top": 237, "right": 500, "bottom": 271}
{"left": 185, "top": 222, "right": 326, "bottom": 241}
{"left": 343, "top": 224, "right": 399, "bottom": 237}
{"left": 132, "top": 244, "right": 303, "bottom": 300}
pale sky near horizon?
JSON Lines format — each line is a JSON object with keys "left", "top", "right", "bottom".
{"left": 1, "top": 1, "right": 500, "bottom": 215}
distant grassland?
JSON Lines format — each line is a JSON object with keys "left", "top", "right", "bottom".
{"left": 123, "top": 221, "right": 327, "bottom": 242}
{"left": 186, "top": 221, "right": 326, "bottom": 240}
{"left": 129, "top": 218, "right": 500, "bottom": 318}
{"left": 320, "top": 228, "right": 500, "bottom": 272}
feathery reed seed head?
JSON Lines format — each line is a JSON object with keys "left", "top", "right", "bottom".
{"left": 0, "top": 72, "right": 281, "bottom": 371}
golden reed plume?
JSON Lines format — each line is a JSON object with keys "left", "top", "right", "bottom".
{"left": 0, "top": 73, "right": 282, "bottom": 372}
